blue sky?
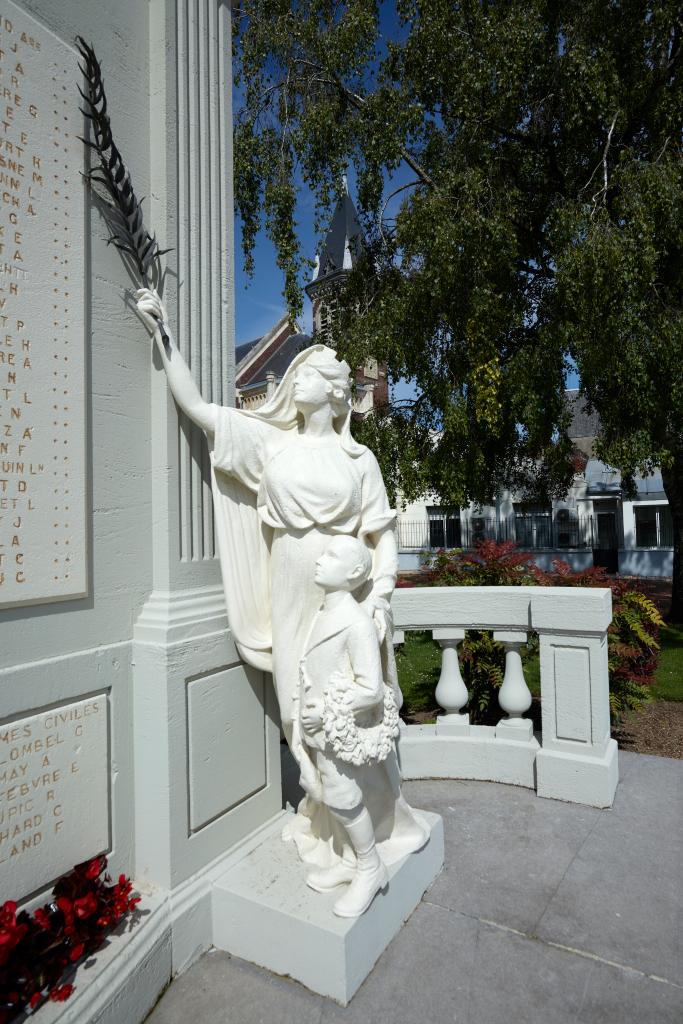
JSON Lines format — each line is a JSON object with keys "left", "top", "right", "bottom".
{"left": 234, "top": 186, "right": 317, "bottom": 344}
{"left": 233, "top": 0, "right": 409, "bottom": 346}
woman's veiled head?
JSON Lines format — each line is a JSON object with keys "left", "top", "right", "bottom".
{"left": 292, "top": 348, "right": 352, "bottom": 416}
{"left": 248, "top": 343, "right": 365, "bottom": 456}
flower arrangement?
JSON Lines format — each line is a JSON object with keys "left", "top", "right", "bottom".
{"left": 0, "top": 856, "right": 140, "bottom": 1022}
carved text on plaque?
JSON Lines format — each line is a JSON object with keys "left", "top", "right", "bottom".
{"left": 0, "top": 695, "right": 109, "bottom": 901}
{"left": 0, "top": 2, "right": 86, "bottom": 607}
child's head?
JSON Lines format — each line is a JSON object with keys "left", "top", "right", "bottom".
{"left": 314, "top": 535, "right": 372, "bottom": 593}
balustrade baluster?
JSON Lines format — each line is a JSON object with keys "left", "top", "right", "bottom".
{"left": 493, "top": 630, "right": 533, "bottom": 740}
{"left": 432, "top": 628, "right": 469, "bottom": 735}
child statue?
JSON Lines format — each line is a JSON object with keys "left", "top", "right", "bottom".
{"left": 292, "top": 534, "right": 421, "bottom": 918}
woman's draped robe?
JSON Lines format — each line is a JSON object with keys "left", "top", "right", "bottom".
{"left": 207, "top": 404, "right": 428, "bottom": 870}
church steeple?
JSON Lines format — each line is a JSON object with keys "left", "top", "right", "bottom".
{"left": 305, "top": 184, "right": 365, "bottom": 341}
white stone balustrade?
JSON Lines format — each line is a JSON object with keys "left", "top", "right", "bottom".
{"left": 390, "top": 585, "right": 618, "bottom": 808}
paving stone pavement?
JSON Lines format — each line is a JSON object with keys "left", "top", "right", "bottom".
{"left": 146, "top": 751, "right": 682, "bottom": 1024}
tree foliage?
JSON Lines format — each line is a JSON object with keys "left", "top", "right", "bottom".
{"left": 233, "top": 1, "right": 683, "bottom": 608}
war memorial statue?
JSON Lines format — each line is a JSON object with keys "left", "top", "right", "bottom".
{"left": 136, "top": 288, "right": 428, "bottom": 917}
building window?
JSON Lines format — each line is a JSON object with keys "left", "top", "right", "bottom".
{"left": 634, "top": 505, "right": 673, "bottom": 548}
{"left": 427, "top": 507, "right": 461, "bottom": 549}
{"left": 470, "top": 516, "right": 487, "bottom": 544}
{"left": 466, "top": 513, "right": 498, "bottom": 547}
{"left": 554, "top": 508, "right": 577, "bottom": 548}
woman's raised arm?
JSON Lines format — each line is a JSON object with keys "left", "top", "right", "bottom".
{"left": 136, "top": 288, "right": 217, "bottom": 434}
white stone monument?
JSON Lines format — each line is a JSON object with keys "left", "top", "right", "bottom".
{"left": 136, "top": 288, "right": 444, "bottom": 996}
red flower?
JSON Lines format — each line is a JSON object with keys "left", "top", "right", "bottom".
{"left": 0, "top": 901, "right": 17, "bottom": 927}
{"left": 56, "top": 896, "right": 73, "bottom": 918}
{"left": 73, "top": 893, "right": 98, "bottom": 920}
{"left": 49, "top": 983, "right": 74, "bottom": 1002}
{"left": 84, "top": 857, "right": 104, "bottom": 880}
{"left": 0, "top": 901, "right": 28, "bottom": 966}
{"left": 0, "top": 855, "right": 140, "bottom": 1019}
{"left": 33, "top": 907, "right": 51, "bottom": 930}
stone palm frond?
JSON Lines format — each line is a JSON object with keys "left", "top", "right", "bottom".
{"left": 76, "top": 37, "right": 169, "bottom": 284}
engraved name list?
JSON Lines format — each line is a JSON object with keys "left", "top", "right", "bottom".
{"left": 0, "top": 696, "right": 109, "bottom": 900}
{"left": 0, "top": 2, "right": 85, "bottom": 607}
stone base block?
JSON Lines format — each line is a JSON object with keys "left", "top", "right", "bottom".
{"left": 211, "top": 810, "right": 444, "bottom": 1004}
{"left": 495, "top": 717, "right": 534, "bottom": 741}
{"left": 398, "top": 724, "right": 539, "bottom": 788}
{"left": 436, "top": 713, "right": 470, "bottom": 736}
{"left": 536, "top": 738, "right": 619, "bottom": 808}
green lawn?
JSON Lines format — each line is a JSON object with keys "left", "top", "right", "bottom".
{"left": 396, "top": 622, "right": 683, "bottom": 720}
{"left": 652, "top": 624, "right": 683, "bottom": 701}
{"left": 523, "top": 648, "right": 541, "bottom": 697}
{"left": 394, "top": 631, "right": 441, "bottom": 718}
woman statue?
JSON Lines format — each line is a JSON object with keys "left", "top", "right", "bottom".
{"left": 136, "top": 288, "right": 428, "bottom": 889}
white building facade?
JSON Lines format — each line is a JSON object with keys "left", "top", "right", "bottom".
{"left": 397, "top": 394, "right": 673, "bottom": 578}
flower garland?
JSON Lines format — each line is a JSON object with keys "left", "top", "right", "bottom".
{"left": 0, "top": 856, "right": 140, "bottom": 1022}
{"left": 322, "top": 678, "right": 400, "bottom": 766}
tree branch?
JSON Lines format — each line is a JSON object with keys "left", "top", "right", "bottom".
{"left": 378, "top": 180, "right": 420, "bottom": 242}
{"left": 583, "top": 111, "right": 619, "bottom": 216}
{"left": 328, "top": 66, "right": 439, "bottom": 190}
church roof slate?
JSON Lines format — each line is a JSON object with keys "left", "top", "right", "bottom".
{"left": 259, "top": 332, "right": 312, "bottom": 378}
{"left": 237, "top": 331, "right": 312, "bottom": 389}
{"left": 235, "top": 337, "right": 261, "bottom": 366}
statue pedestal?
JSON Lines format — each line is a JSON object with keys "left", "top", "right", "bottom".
{"left": 212, "top": 810, "right": 444, "bottom": 1004}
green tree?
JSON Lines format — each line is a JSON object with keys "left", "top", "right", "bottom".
{"left": 233, "top": 1, "right": 683, "bottom": 617}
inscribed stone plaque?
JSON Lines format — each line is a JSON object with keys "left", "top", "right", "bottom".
{"left": 0, "top": 2, "right": 86, "bottom": 607}
{"left": 0, "top": 695, "right": 109, "bottom": 901}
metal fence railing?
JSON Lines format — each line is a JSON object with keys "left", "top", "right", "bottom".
{"left": 395, "top": 513, "right": 669, "bottom": 552}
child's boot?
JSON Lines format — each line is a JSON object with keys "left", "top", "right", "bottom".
{"left": 332, "top": 807, "right": 388, "bottom": 917}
